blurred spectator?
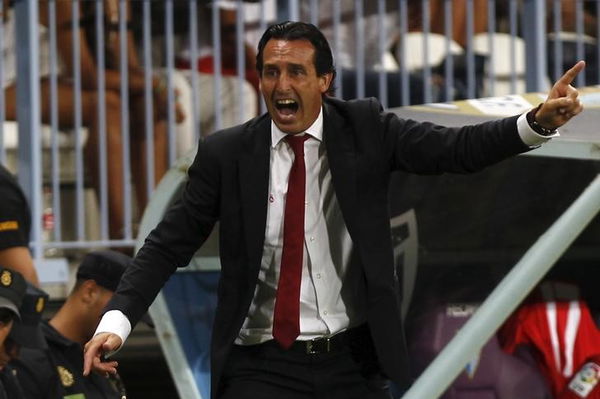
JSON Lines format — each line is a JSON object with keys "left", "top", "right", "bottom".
{"left": 142, "top": 0, "right": 258, "bottom": 138}
{"left": 418, "top": 0, "right": 489, "bottom": 98}
{"left": 550, "top": 0, "right": 598, "bottom": 38}
{"left": 3, "top": 0, "right": 189, "bottom": 240}
{"left": 52, "top": 0, "right": 187, "bottom": 226}
{"left": 295, "top": 0, "right": 486, "bottom": 104}
{"left": 298, "top": 0, "right": 434, "bottom": 106}
{"left": 11, "top": 250, "right": 132, "bottom": 399}
{"left": 428, "top": 0, "right": 489, "bottom": 48}
{"left": 300, "top": 0, "right": 401, "bottom": 71}
{"left": 546, "top": 1, "right": 599, "bottom": 85}
{"left": 3, "top": 2, "right": 127, "bottom": 240}
{"left": 0, "top": 164, "right": 39, "bottom": 287}
{"left": 0, "top": 266, "right": 26, "bottom": 398}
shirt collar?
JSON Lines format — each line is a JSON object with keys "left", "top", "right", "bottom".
{"left": 271, "top": 106, "right": 323, "bottom": 148}
{"left": 42, "top": 320, "right": 77, "bottom": 349}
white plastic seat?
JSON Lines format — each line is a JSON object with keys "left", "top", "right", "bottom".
{"left": 398, "top": 32, "right": 464, "bottom": 71}
{"left": 2, "top": 121, "right": 88, "bottom": 183}
{"left": 472, "top": 32, "right": 551, "bottom": 96}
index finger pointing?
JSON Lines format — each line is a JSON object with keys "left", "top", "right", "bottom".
{"left": 558, "top": 60, "right": 586, "bottom": 86}
{"left": 83, "top": 339, "right": 104, "bottom": 375}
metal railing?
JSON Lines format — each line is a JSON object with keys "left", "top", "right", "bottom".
{"left": 403, "top": 175, "right": 600, "bottom": 399}
{"left": 4, "top": 0, "right": 598, "bottom": 256}
{"left": 3, "top": 0, "right": 599, "bottom": 397}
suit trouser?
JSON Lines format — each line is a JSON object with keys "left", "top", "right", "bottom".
{"left": 219, "top": 327, "right": 391, "bottom": 399}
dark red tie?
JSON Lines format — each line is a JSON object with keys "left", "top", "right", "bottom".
{"left": 273, "top": 134, "right": 309, "bottom": 349}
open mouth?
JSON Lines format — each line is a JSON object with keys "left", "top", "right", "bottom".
{"left": 275, "top": 99, "right": 299, "bottom": 116}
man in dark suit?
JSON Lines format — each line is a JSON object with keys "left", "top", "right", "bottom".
{"left": 83, "top": 22, "right": 584, "bottom": 399}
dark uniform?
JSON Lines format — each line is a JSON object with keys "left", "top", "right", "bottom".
{"left": 8, "top": 283, "right": 51, "bottom": 398}
{"left": 13, "top": 321, "right": 126, "bottom": 399}
{"left": 0, "top": 267, "right": 26, "bottom": 399}
{"left": 0, "top": 164, "right": 31, "bottom": 250}
{"left": 0, "top": 365, "right": 25, "bottom": 399}
{"left": 11, "top": 251, "right": 132, "bottom": 399}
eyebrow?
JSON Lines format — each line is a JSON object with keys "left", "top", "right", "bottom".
{"left": 289, "top": 63, "right": 306, "bottom": 70}
{"left": 263, "top": 61, "right": 307, "bottom": 70}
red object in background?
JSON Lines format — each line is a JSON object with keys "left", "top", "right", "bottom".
{"left": 560, "top": 355, "right": 600, "bottom": 399}
{"left": 499, "top": 300, "right": 600, "bottom": 397}
{"left": 176, "top": 56, "right": 260, "bottom": 93}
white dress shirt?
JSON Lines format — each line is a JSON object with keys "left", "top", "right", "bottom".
{"left": 236, "top": 107, "right": 365, "bottom": 345}
{"left": 94, "top": 108, "right": 555, "bottom": 345}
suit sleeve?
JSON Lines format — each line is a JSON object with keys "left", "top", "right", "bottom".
{"left": 107, "top": 135, "right": 222, "bottom": 326}
{"left": 372, "top": 100, "right": 532, "bottom": 174}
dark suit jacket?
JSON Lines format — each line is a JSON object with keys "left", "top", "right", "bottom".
{"left": 108, "top": 97, "right": 530, "bottom": 398}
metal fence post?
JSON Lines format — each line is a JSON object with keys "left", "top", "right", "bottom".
{"left": 523, "top": 0, "right": 549, "bottom": 92}
{"left": 14, "top": 0, "right": 43, "bottom": 259}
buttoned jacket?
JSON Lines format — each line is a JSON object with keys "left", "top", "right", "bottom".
{"left": 108, "top": 96, "right": 529, "bottom": 398}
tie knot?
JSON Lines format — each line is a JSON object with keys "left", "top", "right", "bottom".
{"left": 285, "top": 134, "right": 309, "bottom": 156}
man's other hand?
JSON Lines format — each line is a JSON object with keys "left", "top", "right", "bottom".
{"left": 536, "top": 60, "right": 585, "bottom": 130}
{"left": 83, "top": 332, "right": 123, "bottom": 377}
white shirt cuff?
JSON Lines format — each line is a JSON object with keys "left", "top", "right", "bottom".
{"left": 517, "top": 111, "right": 560, "bottom": 148}
{"left": 94, "top": 310, "right": 132, "bottom": 357}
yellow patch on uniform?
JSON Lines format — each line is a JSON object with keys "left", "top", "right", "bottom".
{"left": 57, "top": 365, "right": 75, "bottom": 387}
{"left": 0, "top": 221, "right": 18, "bottom": 231}
{"left": 0, "top": 270, "right": 12, "bottom": 286}
{"left": 36, "top": 297, "right": 45, "bottom": 313}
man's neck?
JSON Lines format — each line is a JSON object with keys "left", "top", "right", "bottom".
{"left": 49, "top": 302, "right": 89, "bottom": 345}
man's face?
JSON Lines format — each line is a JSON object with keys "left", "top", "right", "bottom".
{"left": 260, "top": 39, "right": 332, "bottom": 134}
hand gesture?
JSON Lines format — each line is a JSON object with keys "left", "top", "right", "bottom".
{"left": 83, "top": 332, "right": 123, "bottom": 377}
{"left": 535, "top": 61, "right": 585, "bottom": 130}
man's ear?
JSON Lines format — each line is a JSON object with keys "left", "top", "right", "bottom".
{"left": 319, "top": 72, "right": 333, "bottom": 94}
{"left": 79, "top": 280, "right": 100, "bottom": 305}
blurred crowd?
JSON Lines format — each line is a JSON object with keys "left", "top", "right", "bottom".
{"left": 1, "top": 2, "right": 599, "bottom": 397}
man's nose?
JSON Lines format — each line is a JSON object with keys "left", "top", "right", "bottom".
{"left": 275, "top": 73, "right": 291, "bottom": 91}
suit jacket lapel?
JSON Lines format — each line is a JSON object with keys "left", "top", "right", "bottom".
{"left": 237, "top": 104, "right": 360, "bottom": 271}
{"left": 323, "top": 101, "right": 359, "bottom": 237}
{"left": 239, "top": 116, "right": 271, "bottom": 275}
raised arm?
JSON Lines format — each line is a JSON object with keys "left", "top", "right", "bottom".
{"left": 535, "top": 61, "right": 585, "bottom": 130}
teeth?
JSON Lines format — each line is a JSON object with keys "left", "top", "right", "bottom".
{"left": 276, "top": 99, "right": 296, "bottom": 105}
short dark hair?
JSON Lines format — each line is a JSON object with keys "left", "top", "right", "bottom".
{"left": 256, "top": 21, "right": 336, "bottom": 95}
{"left": 75, "top": 250, "right": 131, "bottom": 292}
{"left": 0, "top": 308, "right": 16, "bottom": 325}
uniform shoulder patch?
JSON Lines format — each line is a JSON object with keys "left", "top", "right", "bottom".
{"left": 36, "top": 296, "right": 45, "bottom": 313}
{"left": 57, "top": 365, "right": 75, "bottom": 387}
{"left": 0, "top": 221, "right": 18, "bottom": 232}
{"left": 1, "top": 270, "right": 12, "bottom": 286}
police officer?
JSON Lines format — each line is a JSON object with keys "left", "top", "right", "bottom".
{"left": 0, "top": 163, "right": 39, "bottom": 286}
{"left": 12, "top": 250, "right": 132, "bottom": 399}
{"left": 7, "top": 281, "right": 51, "bottom": 394}
{"left": 0, "top": 266, "right": 27, "bottom": 399}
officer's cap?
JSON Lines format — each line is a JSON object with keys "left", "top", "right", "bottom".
{"left": 0, "top": 266, "right": 26, "bottom": 319}
{"left": 76, "top": 250, "right": 132, "bottom": 292}
{"left": 9, "top": 283, "right": 48, "bottom": 349}
{"left": 75, "top": 251, "right": 153, "bottom": 327}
